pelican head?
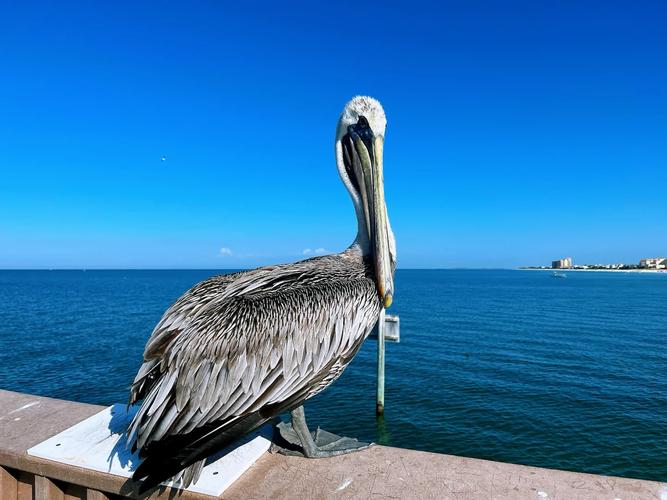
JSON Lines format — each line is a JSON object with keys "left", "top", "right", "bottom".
{"left": 335, "top": 96, "right": 396, "bottom": 308}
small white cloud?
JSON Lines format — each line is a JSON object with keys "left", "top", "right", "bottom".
{"left": 219, "top": 247, "right": 232, "bottom": 256}
{"left": 303, "top": 247, "right": 327, "bottom": 255}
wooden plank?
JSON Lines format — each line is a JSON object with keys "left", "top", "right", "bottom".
{"left": 63, "top": 484, "right": 85, "bottom": 500}
{"left": 35, "top": 475, "right": 64, "bottom": 500}
{"left": 16, "top": 472, "right": 34, "bottom": 500}
{"left": 85, "top": 489, "right": 108, "bottom": 500}
{"left": 0, "top": 466, "right": 18, "bottom": 500}
{"left": 27, "top": 404, "right": 271, "bottom": 498}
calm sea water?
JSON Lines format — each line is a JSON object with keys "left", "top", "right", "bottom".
{"left": 1, "top": 269, "right": 666, "bottom": 481}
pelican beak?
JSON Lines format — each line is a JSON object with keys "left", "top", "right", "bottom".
{"left": 342, "top": 118, "right": 394, "bottom": 308}
{"left": 369, "top": 135, "right": 393, "bottom": 308}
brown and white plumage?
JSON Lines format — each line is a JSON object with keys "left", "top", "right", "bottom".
{"left": 128, "top": 96, "right": 396, "bottom": 491}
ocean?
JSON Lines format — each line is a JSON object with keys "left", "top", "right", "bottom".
{"left": 1, "top": 269, "right": 665, "bottom": 482}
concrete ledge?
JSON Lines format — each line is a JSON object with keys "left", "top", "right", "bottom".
{"left": 1, "top": 389, "right": 665, "bottom": 499}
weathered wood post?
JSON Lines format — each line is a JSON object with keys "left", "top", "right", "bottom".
{"left": 376, "top": 309, "right": 386, "bottom": 416}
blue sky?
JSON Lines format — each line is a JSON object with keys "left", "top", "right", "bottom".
{"left": 1, "top": 1, "right": 665, "bottom": 269}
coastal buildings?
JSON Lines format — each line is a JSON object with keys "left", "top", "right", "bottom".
{"left": 523, "top": 256, "right": 667, "bottom": 271}
{"left": 639, "top": 257, "right": 667, "bottom": 269}
{"left": 552, "top": 257, "right": 573, "bottom": 269}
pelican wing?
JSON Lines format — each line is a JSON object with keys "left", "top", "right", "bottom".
{"left": 128, "top": 271, "right": 244, "bottom": 405}
{"left": 128, "top": 254, "right": 380, "bottom": 488}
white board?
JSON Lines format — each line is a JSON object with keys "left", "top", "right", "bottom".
{"left": 27, "top": 404, "right": 272, "bottom": 497}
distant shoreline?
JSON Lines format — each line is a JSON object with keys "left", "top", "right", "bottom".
{"left": 519, "top": 268, "right": 667, "bottom": 274}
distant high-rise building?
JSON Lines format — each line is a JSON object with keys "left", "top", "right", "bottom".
{"left": 552, "top": 257, "right": 573, "bottom": 269}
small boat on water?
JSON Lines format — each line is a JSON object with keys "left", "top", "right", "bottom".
{"left": 553, "top": 272, "right": 567, "bottom": 278}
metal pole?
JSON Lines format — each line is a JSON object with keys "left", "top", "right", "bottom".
{"left": 376, "top": 308, "right": 386, "bottom": 416}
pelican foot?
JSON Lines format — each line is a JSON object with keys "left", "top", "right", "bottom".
{"left": 270, "top": 407, "right": 372, "bottom": 458}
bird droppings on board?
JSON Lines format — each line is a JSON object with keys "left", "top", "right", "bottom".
{"left": 337, "top": 478, "right": 352, "bottom": 491}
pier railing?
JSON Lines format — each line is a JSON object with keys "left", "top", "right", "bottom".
{"left": 2, "top": 389, "right": 666, "bottom": 499}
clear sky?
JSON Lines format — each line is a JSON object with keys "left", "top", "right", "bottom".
{"left": 1, "top": 1, "right": 665, "bottom": 269}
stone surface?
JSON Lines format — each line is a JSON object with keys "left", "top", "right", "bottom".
{"left": 2, "top": 389, "right": 666, "bottom": 500}
{"left": 225, "top": 446, "right": 667, "bottom": 500}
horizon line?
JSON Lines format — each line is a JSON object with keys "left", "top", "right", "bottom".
{"left": 0, "top": 267, "right": 518, "bottom": 272}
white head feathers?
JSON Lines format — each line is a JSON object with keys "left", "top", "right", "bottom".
{"left": 336, "top": 96, "right": 387, "bottom": 142}
{"left": 334, "top": 96, "right": 387, "bottom": 205}
{"left": 334, "top": 96, "right": 395, "bottom": 262}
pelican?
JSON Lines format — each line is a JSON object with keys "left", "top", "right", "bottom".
{"left": 127, "top": 96, "right": 396, "bottom": 492}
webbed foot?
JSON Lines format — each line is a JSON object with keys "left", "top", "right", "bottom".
{"left": 270, "top": 406, "right": 372, "bottom": 458}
